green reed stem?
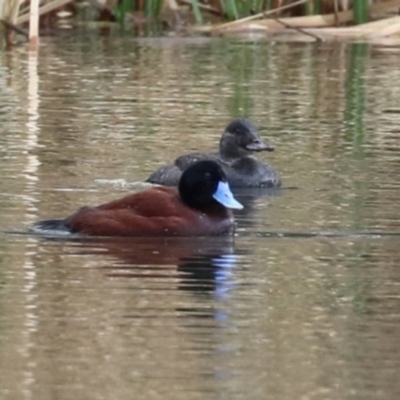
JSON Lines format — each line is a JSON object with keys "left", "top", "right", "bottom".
{"left": 223, "top": 0, "right": 239, "bottom": 20}
{"left": 250, "top": 0, "right": 264, "bottom": 14}
{"left": 304, "top": 0, "right": 323, "bottom": 15}
{"left": 265, "top": 0, "right": 273, "bottom": 11}
{"left": 191, "top": 0, "right": 203, "bottom": 24}
{"left": 115, "top": 0, "right": 132, "bottom": 23}
{"left": 313, "top": 0, "right": 322, "bottom": 14}
{"left": 303, "top": 1, "right": 312, "bottom": 15}
{"left": 353, "top": 0, "right": 368, "bottom": 24}
{"left": 146, "top": 0, "right": 163, "bottom": 18}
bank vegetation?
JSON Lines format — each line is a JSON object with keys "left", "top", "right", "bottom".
{"left": 1, "top": 0, "right": 400, "bottom": 46}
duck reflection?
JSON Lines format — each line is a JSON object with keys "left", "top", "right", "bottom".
{"left": 33, "top": 235, "right": 243, "bottom": 379}
{"left": 67, "top": 236, "right": 239, "bottom": 300}
{"left": 177, "top": 252, "right": 238, "bottom": 300}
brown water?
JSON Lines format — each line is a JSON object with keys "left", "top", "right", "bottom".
{"left": 1, "top": 36, "right": 400, "bottom": 400}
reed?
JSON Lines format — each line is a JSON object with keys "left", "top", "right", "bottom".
{"left": 313, "top": 0, "right": 322, "bottom": 14}
{"left": 222, "top": 0, "right": 239, "bottom": 20}
{"left": 191, "top": 0, "right": 203, "bottom": 24}
{"left": 353, "top": 0, "right": 369, "bottom": 24}
{"left": 145, "top": 0, "right": 163, "bottom": 18}
{"left": 1, "top": 0, "right": 399, "bottom": 48}
{"left": 114, "top": 0, "right": 132, "bottom": 23}
{"left": 0, "top": 0, "right": 23, "bottom": 44}
{"left": 157, "top": 0, "right": 390, "bottom": 24}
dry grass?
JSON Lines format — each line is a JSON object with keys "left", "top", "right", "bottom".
{"left": 190, "top": 0, "right": 400, "bottom": 40}
{"left": 2, "top": 0, "right": 400, "bottom": 46}
{"left": 16, "top": 0, "right": 74, "bottom": 24}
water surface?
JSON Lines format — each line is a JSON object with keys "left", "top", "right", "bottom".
{"left": 1, "top": 36, "right": 400, "bottom": 400}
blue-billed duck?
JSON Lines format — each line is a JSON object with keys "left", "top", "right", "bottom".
{"left": 30, "top": 161, "right": 243, "bottom": 237}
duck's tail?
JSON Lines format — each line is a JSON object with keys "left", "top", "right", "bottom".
{"left": 29, "top": 219, "right": 72, "bottom": 236}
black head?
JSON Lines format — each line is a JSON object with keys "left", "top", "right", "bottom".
{"left": 179, "top": 161, "right": 243, "bottom": 210}
{"left": 220, "top": 119, "right": 274, "bottom": 159}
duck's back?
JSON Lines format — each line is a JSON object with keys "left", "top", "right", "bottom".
{"left": 175, "top": 152, "right": 220, "bottom": 170}
{"left": 146, "top": 153, "right": 280, "bottom": 188}
{"left": 176, "top": 153, "right": 281, "bottom": 188}
{"left": 146, "top": 151, "right": 219, "bottom": 186}
{"left": 145, "top": 164, "right": 183, "bottom": 186}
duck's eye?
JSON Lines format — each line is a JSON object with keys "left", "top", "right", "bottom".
{"left": 204, "top": 172, "right": 212, "bottom": 181}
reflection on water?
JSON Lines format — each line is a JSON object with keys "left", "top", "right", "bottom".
{"left": 2, "top": 233, "right": 400, "bottom": 400}
{"left": 1, "top": 37, "right": 400, "bottom": 399}
{"left": 75, "top": 236, "right": 238, "bottom": 298}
